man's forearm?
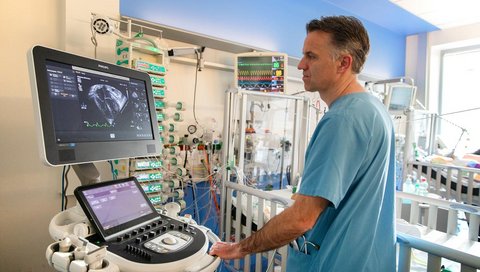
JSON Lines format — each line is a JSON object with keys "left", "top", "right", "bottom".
{"left": 238, "top": 206, "right": 308, "bottom": 254}
{"left": 209, "top": 194, "right": 328, "bottom": 259}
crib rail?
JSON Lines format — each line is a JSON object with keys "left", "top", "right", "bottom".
{"left": 222, "top": 181, "right": 480, "bottom": 271}
{"left": 224, "top": 181, "right": 293, "bottom": 272}
{"left": 405, "top": 161, "right": 480, "bottom": 205}
{"left": 397, "top": 233, "right": 480, "bottom": 272}
{"left": 396, "top": 191, "right": 480, "bottom": 271}
{"left": 396, "top": 191, "right": 480, "bottom": 241}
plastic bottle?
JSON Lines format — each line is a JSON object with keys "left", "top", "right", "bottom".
{"left": 418, "top": 177, "right": 429, "bottom": 196}
{"left": 402, "top": 175, "right": 415, "bottom": 204}
{"left": 411, "top": 172, "right": 419, "bottom": 194}
{"left": 403, "top": 175, "right": 414, "bottom": 192}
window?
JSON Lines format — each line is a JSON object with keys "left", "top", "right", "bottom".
{"left": 438, "top": 46, "right": 480, "bottom": 153}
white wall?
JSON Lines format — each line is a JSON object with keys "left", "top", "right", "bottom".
{"left": 406, "top": 22, "right": 480, "bottom": 111}
{"left": 0, "top": 1, "right": 64, "bottom": 270}
{"left": 0, "top": 1, "right": 308, "bottom": 271}
{"left": 0, "top": 0, "right": 118, "bottom": 271}
{"left": 405, "top": 33, "right": 427, "bottom": 107}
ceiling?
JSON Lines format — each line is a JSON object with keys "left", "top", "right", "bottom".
{"left": 389, "top": 0, "right": 480, "bottom": 29}
{"left": 324, "top": 0, "right": 480, "bottom": 35}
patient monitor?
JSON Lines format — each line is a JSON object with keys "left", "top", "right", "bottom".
{"left": 384, "top": 85, "right": 417, "bottom": 114}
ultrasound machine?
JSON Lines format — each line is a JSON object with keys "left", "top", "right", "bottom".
{"left": 28, "top": 46, "right": 220, "bottom": 272}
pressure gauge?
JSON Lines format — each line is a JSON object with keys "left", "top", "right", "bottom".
{"left": 187, "top": 124, "right": 197, "bottom": 134}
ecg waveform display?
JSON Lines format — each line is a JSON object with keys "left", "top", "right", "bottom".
{"left": 84, "top": 121, "right": 114, "bottom": 128}
{"left": 237, "top": 55, "right": 285, "bottom": 92}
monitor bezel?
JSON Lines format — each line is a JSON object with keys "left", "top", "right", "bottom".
{"left": 234, "top": 51, "right": 288, "bottom": 93}
{"left": 28, "top": 45, "right": 161, "bottom": 166}
{"left": 384, "top": 85, "right": 417, "bottom": 113}
{"left": 74, "top": 177, "right": 160, "bottom": 241}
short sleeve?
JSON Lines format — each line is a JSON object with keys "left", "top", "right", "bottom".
{"left": 298, "top": 114, "right": 369, "bottom": 207}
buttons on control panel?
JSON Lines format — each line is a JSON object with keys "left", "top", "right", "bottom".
{"left": 125, "top": 244, "right": 151, "bottom": 260}
{"left": 115, "top": 219, "right": 200, "bottom": 253}
{"left": 143, "top": 231, "right": 192, "bottom": 254}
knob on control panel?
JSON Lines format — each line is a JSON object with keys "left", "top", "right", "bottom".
{"left": 162, "top": 237, "right": 177, "bottom": 245}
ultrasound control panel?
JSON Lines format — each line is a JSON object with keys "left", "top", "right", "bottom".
{"left": 75, "top": 178, "right": 208, "bottom": 264}
{"left": 87, "top": 215, "right": 207, "bottom": 264}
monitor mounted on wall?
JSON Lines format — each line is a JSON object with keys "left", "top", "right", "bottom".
{"left": 28, "top": 45, "right": 161, "bottom": 168}
{"left": 235, "top": 52, "right": 287, "bottom": 93}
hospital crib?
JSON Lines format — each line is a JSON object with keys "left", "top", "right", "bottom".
{"left": 222, "top": 181, "right": 480, "bottom": 272}
{"left": 405, "top": 161, "right": 480, "bottom": 206}
{"left": 396, "top": 191, "right": 480, "bottom": 271}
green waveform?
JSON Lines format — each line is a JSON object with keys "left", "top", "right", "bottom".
{"left": 238, "top": 63, "right": 273, "bottom": 66}
{"left": 84, "top": 121, "right": 113, "bottom": 128}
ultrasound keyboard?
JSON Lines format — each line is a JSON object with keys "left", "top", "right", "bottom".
{"left": 86, "top": 215, "right": 207, "bottom": 264}
{"left": 74, "top": 177, "right": 208, "bottom": 265}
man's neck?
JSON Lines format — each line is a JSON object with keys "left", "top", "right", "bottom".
{"left": 321, "top": 76, "right": 364, "bottom": 107}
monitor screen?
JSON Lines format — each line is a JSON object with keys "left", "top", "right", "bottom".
{"left": 387, "top": 86, "right": 416, "bottom": 112}
{"left": 74, "top": 177, "right": 160, "bottom": 240}
{"left": 235, "top": 52, "right": 287, "bottom": 92}
{"left": 29, "top": 46, "right": 161, "bottom": 166}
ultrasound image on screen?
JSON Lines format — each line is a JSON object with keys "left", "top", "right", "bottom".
{"left": 87, "top": 84, "right": 128, "bottom": 126}
{"left": 45, "top": 60, "right": 154, "bottom": 143}
{"left": 81, "top": 180, "right": 154, "bottom": 230}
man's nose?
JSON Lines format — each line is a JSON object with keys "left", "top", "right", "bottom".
{"left": 297, "top": 58, "right": 306, "bottom": 70}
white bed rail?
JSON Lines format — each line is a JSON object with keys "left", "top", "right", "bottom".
{"left": 396, "top": 191, "right": 480, "bottom": 271}
{"left": 224, "top": 181, "right": 293, "bottom": 272}
{"left": 396, "top": 191, "right": 480, "bottom": 241}
{"left": 222, "top": 182, "right": 480, "bottom": 271}
{"left": 405, "top": 161, "right": 480, "bottom": 205}
{"left": 397, "top": 233, "right": 480, "bottom": 272}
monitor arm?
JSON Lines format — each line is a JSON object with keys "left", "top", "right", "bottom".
{"left": 168, "top": 46, "right": 206, "bottom": 71}
{"left": 72, "top": 163, "right": 100, "bottom": 186}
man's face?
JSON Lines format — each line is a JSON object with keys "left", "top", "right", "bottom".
{"left": 297, "top": 31, "right": 339, "bottom": 93}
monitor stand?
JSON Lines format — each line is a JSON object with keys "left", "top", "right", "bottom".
{"left": 48, "top": 163, "right": 100, "bottom": 240}
{"left": 72, "top": 163, "right": 101, "bottom": 186}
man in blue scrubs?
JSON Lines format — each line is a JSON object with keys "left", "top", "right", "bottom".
{"left": 210, "top": 16, "right": 396, "bottom": 271}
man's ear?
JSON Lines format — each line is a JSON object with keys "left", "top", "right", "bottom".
{"left": 337, "top": 55, "right": 353, "bottom": 73}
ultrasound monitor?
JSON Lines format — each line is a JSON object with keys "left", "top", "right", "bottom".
{"left": 28, "top": 46, "right": 161, "bottom": 167}
{"left": 235, "top": 52, "right": 287, "bottom": 92}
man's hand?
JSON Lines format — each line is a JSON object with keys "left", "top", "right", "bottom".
{"left": 209, "top": 194, "right": 329, "bottom": 259}
{"left": 209, "top": 241, "right": 246, "bottom": 260}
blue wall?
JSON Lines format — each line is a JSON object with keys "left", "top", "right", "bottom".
{"left": 120, "top": 0, "right": 429, "bottom": 78}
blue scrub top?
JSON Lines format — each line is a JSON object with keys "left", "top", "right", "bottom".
{"left": 286, "top": 92, "right": 396, "bottom": 271}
